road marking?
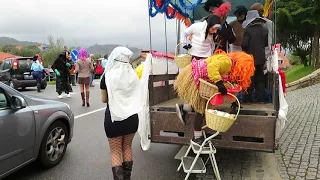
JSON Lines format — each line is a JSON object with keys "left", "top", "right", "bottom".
{"left": 74, "top": 107, "right": 105, "bottom": 119}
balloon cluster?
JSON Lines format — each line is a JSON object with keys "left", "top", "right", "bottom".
{"left": 149, "top": 0, "right": 201, "bottom": 27}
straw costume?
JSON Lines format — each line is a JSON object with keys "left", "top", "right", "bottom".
{"left": 174, "top": 51, "right": 255, "bottom": 114}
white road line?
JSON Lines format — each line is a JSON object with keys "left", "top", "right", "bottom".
{"left": 74, "top": 107, "right": 105, "bottom": 119}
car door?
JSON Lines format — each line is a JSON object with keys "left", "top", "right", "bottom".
{"left": 0, "top": 86, "right": 36, "bottom": 177}
{"left": 1, "top": 60, "right": 12, "bottom": 85}
{"left": 0, "top": 61, "right": 5, "bottom": 83}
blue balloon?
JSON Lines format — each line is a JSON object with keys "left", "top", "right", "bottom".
{"left": 71, "top": 49, "right": 78, "bottom": 61}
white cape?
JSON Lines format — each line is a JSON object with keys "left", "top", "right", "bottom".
{"left": 104, "top": 47, "right": 143, "bottom": 122}
{"left": 138, "top": 53, "right": 152, "bottom": 150}
{"left": 272, "top": 48, "right": 288, "bottom": 139}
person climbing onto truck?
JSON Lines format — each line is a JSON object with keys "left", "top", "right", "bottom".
{"left": 177, "top": 14, "right": 221, "bottom": 145}
{"left": 175, "top": 51, "right": 255, "bottom": 145}
{"left": 30, "top": 55, "right": 44, "bottom": 92}
{"left": 176, "top": 1, "right": 234, "bottom": 145}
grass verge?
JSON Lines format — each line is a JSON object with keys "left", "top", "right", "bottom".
{"left": 285, "top": 64, "right": 313, "bottom": 83}
{"left": 47, "top": 80, "right": 56, "bottom": 85}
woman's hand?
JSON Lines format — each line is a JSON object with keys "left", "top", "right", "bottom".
{"left": 183, "top": 44, "right": 192, "bottom": 50}
{"left": 54, "top": 69, "right": 61, "bottom": 76}
{"left": 216, "top": 80, "right": 227, "bottom": 95}
{"left": 101, "top": 90, "right": 108, "bottom": 103}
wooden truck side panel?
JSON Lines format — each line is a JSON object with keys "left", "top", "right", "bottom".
{"left": 151, "top": 111, "right": 276, "bottom": 152}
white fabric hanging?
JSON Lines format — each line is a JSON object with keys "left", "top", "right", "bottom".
{"left": 270, "top": 48, "right": 288, "bottom": 139}
{"left": 103, "top": 46, "right": 143, "bottom": 122}
{"left": 138, "top": 53, "right": 152, "bottom": 151}
{"left": 275, "top": 72, "right": 288, "bottom": 139}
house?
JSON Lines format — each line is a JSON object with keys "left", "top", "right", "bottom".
{"left": 278, "top": 53, "right": 291, "bottom": 70}
{"left": 38, "top": 44, "right": 50, "bottom": 51}
{"left": 0, "top": 52, "right": 18, "bottom": 62}
{"left": 15, "top": 46, "right": 23, "bottom": 50}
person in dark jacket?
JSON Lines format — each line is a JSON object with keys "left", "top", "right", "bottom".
{"left": 52, "top": 52, "right": 73, "bottom": 99}
{"left": 229, "top": 6, "right": 248, "bottom": 52}
{"left": 241, "top": 10, "right": 268, "bottom": 103}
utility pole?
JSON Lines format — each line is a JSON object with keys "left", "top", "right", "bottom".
{"left": 176, "top": 20, "right": 181, "bottom": 55}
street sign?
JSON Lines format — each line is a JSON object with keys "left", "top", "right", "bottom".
{"left": 71, "top": 49, "right": 78, "bottom": 61}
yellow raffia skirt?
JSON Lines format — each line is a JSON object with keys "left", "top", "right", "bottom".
{"left": 173, "top": 64, "right": 207, "bottom": 114}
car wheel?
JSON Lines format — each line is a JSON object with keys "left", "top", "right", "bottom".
{"left": 38, "top": 121, "right": 69, "bottom": 168}
{"left": 21, "top": 87, "right": 26, "bottom": 90}
{"left": 41, "top": 83, "right": 47, "bottom": 90}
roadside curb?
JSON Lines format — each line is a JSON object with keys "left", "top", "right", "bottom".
{"left": 286, "top": 69, "right": 320, "bottom": 92}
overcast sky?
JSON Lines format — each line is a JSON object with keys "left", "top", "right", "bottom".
{"left": 0, "top": 0, "right": 187, "bottom": 52}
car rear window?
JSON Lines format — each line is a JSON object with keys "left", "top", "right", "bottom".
{"left": 17, "top": 58, "right": 33, "bottom": 69}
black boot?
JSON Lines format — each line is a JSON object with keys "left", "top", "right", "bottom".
{"left": 112, "top": 166, "right": 124, "bottom": 180}
{"left": 122, "top": 161, "right": 133, "bottom": 180}
{"left": 37, "top": 83, "right": 41, "bottom": 92}
{"left": 81, "top": 92, "right": 85, "bottom": 106}
{"left": 86, "top": 91, "right": 90, "bottom": 107}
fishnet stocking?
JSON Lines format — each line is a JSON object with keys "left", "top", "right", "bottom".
{"left": 108, "top": 137, "right": 123, "bottom": 166}
{"left": 123, "top": 134, "right": 135, "bottom": 162}
{"left": 108, "top": 133, "right": 135, "bottom": 167}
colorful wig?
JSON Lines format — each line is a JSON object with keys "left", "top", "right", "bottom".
{"left": 213, "top": 1, "right": 231, "bottom": 17}
{"left": 204, "top": 0, "right": 224, "bottom": 12}
{"left": 228, "top": 52, "right": 255, "bottom": 91}
{"left": 78, "top": 48, "right": 88, "bottom": 61}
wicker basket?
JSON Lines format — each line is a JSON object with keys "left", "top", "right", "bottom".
{"left": 199, "top": 78, "right": 219, "bottom": 100}
{"left": 205, "top": 93, "right": 240, "bottom": 132}
{"left": 174, "top": 43, "right": 192, "bottom": 68}
{"left": 199, "top": 79, "right": 238, "bottom": 104}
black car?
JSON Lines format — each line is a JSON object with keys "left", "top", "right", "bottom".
{"left": 0, "top": 57, "right": 47, "bottom": 90}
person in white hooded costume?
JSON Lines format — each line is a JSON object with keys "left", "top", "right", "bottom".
{"left": 100, "top": 46, "right": 142, "bottom": 180}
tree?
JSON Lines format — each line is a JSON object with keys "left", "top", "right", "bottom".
{"left": 276, "top": 0, "right": 320, "bottom": 69}
{"left": 1, "top": 45, "right": 16, "bottom": 53}
{"left": 42, "top": 35, "right": 65, "bottom": 66}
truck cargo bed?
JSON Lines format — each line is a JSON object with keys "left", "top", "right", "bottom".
{"left": 152, "top": 98, "right": 276, "bottom": 116}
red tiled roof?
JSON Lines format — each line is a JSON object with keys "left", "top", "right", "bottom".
{"left": 0, "top": 52, "right": 18, "bottom": 62}
{"left": 15, "top": 46, "right": 23, "bottom": 50}
{"left": 279, "top": 52, "right": 292, "bottom": 68}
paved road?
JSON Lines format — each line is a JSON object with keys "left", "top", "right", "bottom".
{"left": 276, "top": 84, "right": 320, "bottom": 180}
{"left": 4, "top": 80, "right": 282, "bottom": 180}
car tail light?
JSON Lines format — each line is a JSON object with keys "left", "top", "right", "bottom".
{"left": 12, "top": 59, "right": 18, "bottom": 69}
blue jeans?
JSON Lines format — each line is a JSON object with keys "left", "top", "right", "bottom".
{"left": 32, "top": 71, "right": 43, "bottom": 83}
{"left": 89, "top": 73, "right": 94, "bottom": 86}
